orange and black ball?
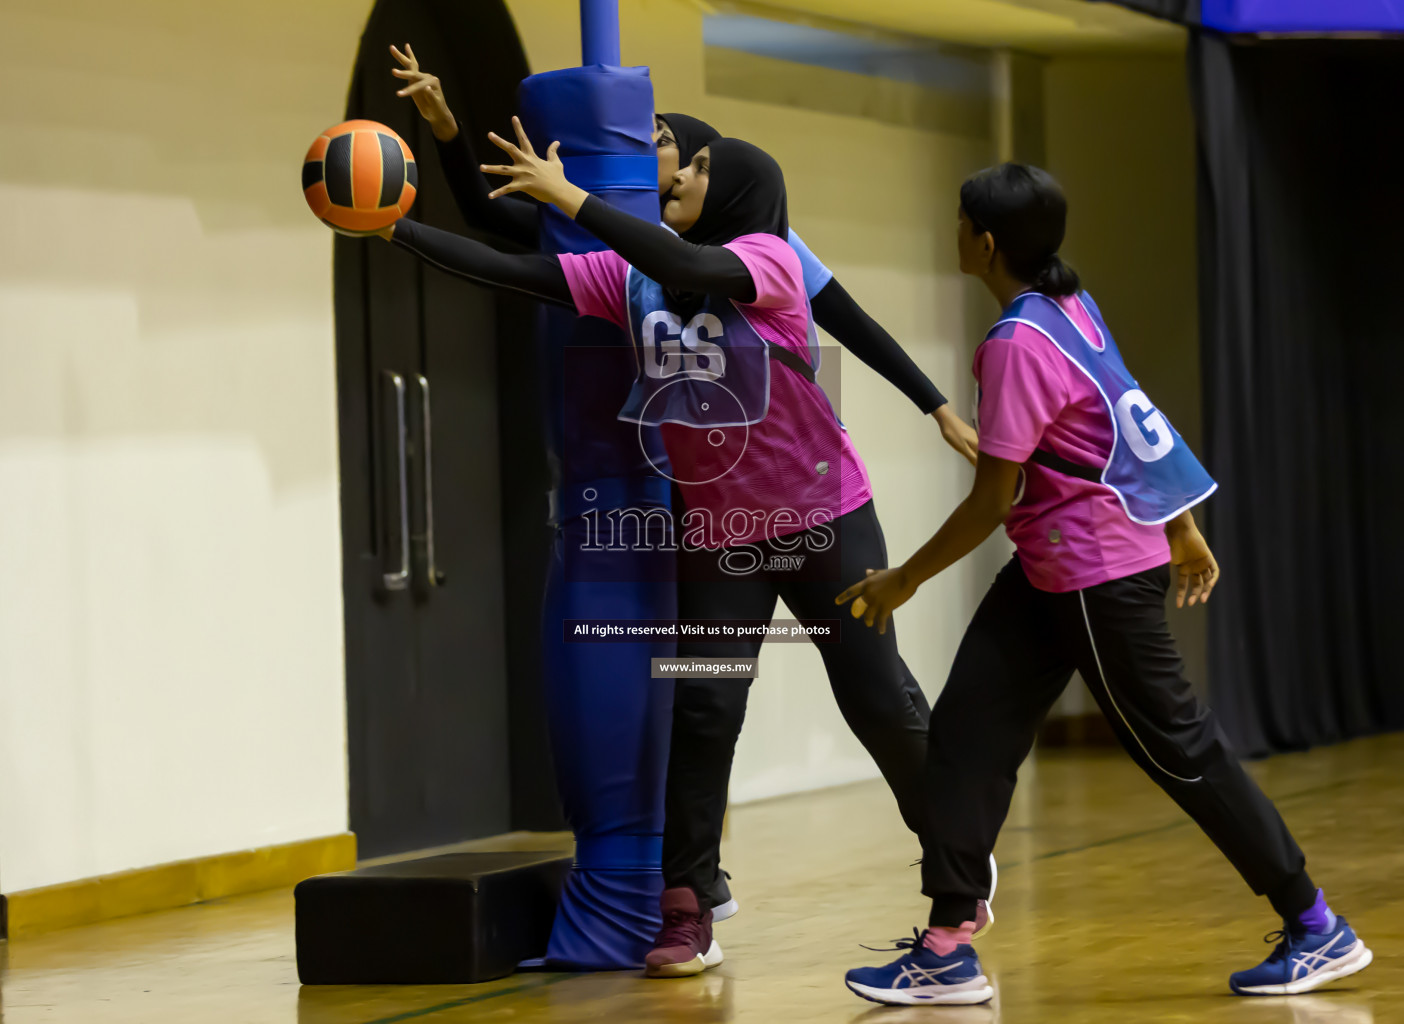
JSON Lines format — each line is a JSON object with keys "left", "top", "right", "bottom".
{"left": 303, "top": 120, "right": 417, "bottom": 236}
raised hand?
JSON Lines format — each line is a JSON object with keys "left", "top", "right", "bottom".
{"left": 479, "top": 116, "right": 586, "bottom": 216}
{"left": 390, "top": 43, "right": 457, "bottom": 141}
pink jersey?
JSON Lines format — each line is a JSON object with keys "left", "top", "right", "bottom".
{"left": 975, "top": 293, "right": 1171, "bottom": 592}
{"left": 560, "top": 234, "right": 873, "bottom": 548}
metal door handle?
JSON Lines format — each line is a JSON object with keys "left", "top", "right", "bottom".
{"left": 383, "top": 371, "right": 410, "bottom": 592}
{"left": 416, "top": 374, "right": 444, "bottom": 587}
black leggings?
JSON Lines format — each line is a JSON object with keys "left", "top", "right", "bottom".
{"left": 921, "top": 557, "right": 1315, "bottom": 927}
{"left": 663, "top": 500, "right": 930, "bottom": 901}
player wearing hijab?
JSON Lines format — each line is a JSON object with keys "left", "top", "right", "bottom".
{"left": 378, "top": 121, "right": 992, "bottom": 977}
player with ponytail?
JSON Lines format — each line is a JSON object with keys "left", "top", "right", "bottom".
{"left": 839, "top": 163, "right": 1371, "bottom": 1006}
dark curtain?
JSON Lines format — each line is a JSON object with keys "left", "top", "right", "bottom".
{"left": 1191, "top": 33, "right": 1404, "bottom": 755}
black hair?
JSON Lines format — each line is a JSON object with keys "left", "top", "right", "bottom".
{"left": 959, "top": 163, "right": 1081, "bottom": 296}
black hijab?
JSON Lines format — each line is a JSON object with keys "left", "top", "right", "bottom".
{"left": 662, "top": 137, "right": 789, "bottom": 319}
{"left": 680, "top": 137, "right": 789, "bottom": 246}
{"left": 658, "top": 113, "right": 720, "bottom": 173}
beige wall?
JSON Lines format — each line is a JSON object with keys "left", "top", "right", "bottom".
{"left": 1042, "top": 51, "right": 1208, "bottom": 704}
{"left": 0, "top": 0, "right": 367, "bottom": 890}
{"left": 0, "top": 0, "right": 1194, "bottom": 892}
{"left": 0, "top": 0, "right": 991, "bottom": 890}
{"left": 508, "top": 0, "right": 994, "bottom": 803}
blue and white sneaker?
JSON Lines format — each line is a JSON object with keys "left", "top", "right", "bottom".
{"left": 845, "top": 930, "right": 994, "bottom": 1006}
{"left": 1230, "top": 919, "right": 1373, "bottom": 996}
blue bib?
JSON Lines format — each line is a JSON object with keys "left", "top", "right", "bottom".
{"left": 619, "top": 268, "right": 823, "bottom": 428}
{"left": 992, "top": 291, "right": 1217, "bottom": 525}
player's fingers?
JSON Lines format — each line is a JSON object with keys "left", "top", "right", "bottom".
{"left": 1200, "top": 564, "right": 1220, "bottom": 603}
{"left": 486, "top": 132, "right": 523, "bottom": 160}
{"left": 512, "top": 115, "right": 535, "bottom": 156}
{"left": 397, "top": 78, "right": 436, "bottom": 98}
{"left": 1193, "top": 558, "right": 1217, "bottom": 605}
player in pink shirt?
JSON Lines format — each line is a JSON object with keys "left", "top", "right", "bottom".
{"left": 379, "top": 119, "right": 986, "bottom": 978}
{"left": 839, "top": 164, "right": 1370, "bottom": 1005}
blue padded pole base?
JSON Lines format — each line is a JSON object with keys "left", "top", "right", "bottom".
{"left": 517, "top": 64, "right": 672, "bottom": 971}
{"left": 540, "top": 522, "right": 674, "bottom": 969}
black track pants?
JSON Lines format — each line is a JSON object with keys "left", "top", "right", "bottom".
{"left": 921, "top": 557, "right": 1315, "bottom": 927}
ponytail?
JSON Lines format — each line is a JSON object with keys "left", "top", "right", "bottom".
{"left": 1033, "top": 253, "right": 1080, "bottom": 297}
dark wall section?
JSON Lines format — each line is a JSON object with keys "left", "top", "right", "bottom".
{"left": 401, "top": 0, "right": 564, "bottom": 835}
{"left": 335, "top": 0, "right": 562, "bottom": 858}
{"left": 1192, "top": 36, "right": 1404, "bottom": 754}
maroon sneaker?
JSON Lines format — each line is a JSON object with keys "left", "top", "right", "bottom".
{"left": 644, "top": 886, "right": 724, "bottom": 978}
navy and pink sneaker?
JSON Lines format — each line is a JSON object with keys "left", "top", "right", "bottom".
{"left": 845, "top": 929, "right": 994, "bottom": 1006}
{"left": 1230, "top": 892, "right": 1372, "bottom": 997}
{"left": 1230, "top": 920, "right": 1371, "bottom": 995}
{"left": 644, "top": 887, "right": 724, "bottom": 978}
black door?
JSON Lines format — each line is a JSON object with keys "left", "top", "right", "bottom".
{"left": 334, "top": 0, "right": 556, "bottom": 858}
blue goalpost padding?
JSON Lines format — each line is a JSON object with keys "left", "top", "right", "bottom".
{"left": 516, "top": 7, "right": 676, "bottom": 969}
{"left": 1202, "top": 0, "right": 1404, "bottom": 32}
{"left": 580, "top": 0, "right": 622, "bottom": 65}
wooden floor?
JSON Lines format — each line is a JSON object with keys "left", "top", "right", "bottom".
{"left": 3, "top": 735, "right": 1400, "bottom": 1024}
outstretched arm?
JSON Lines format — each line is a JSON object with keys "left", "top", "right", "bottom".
{"left": 572, "top": 199, "right": 756, "bottom": 298}
{"left": 480, "top": 118, "right": 757, "bottom": 299}
{"left": 390, "top": 43, "right": 539, "bottom": 247}
{"left": 792, "top": 237, "right": 976, "bottom": 463}
{"left": 436, "top": 130, "right": 540, "bottom": 247}
{"left": 835, "top": 453, "right": 1022, "bottom": 633}
{"left": 809, "top": 277, "right": 946, "bottom": 413}
{"left": 386, "top": 219, "right": 574, "bottom": 308}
